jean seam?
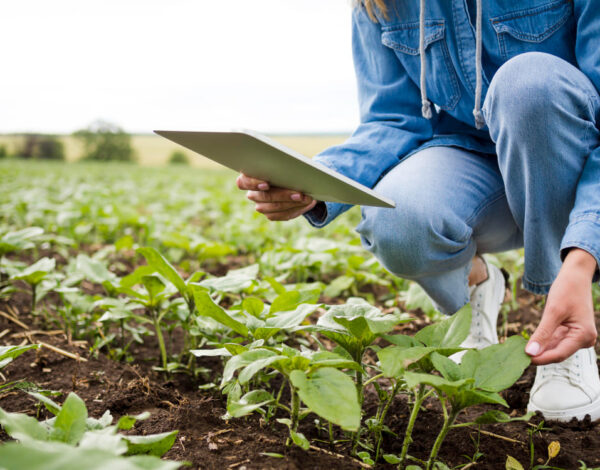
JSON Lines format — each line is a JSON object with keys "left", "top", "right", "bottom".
{"left": 463, "top": 190, "right": 506, "bottom": 229}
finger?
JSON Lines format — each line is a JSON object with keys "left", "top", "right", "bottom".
{"left": 255, "top": 200, "right": 314, "bottom": 214}
{"left": 526, "top": 310, "right": 563, "bottom": 357}
{"left": 263, "top": 200, "right": 317, "bottom": 221}
{"left": 236, "top": 174, "right": 269, "bottom": 191}
{"left": 531, "top": 336, "right": 587, "bottom": 365}
{"left": 247, "top": 189, "right": 310, "bottom": 203}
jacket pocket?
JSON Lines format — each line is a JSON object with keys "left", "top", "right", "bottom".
{"left": 491, "top": 0, "right": 575, "bottom": 61}
{"left": 381, "top": 20, "right": 461, "bottom": 111}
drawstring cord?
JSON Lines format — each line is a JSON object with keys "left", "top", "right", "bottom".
{"left": 419, "top": 0, "right": 432, "bottom": 119}
{"left": 419, "top": 0, "right": 485, "bottom": 129}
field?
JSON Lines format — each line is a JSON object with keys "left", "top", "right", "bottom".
{"left": 0, "top": 134, "right": 348, "bottom": 166}
{"left": 1, "top": 159, "right": 600, "bottom": 470}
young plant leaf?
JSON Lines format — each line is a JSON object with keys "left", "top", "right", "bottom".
{"left": 137, "top": 247, "right": 187, "bottom": 295}
{"left": 0, "top": 408, "right": 49, "bottom": 443}
{"left": 123, "top": 430, "right": 178, "bottom": 457}
{"left": 414, "top": 304, "right": 471, "bottom": 348}
{"left": 289, "top": 367, "right": 361, "bottom": 431}
{"left": 191, "top": 285, "right": 248, "bottom": 337}
{"left": 52, "top": 393, "right": 88, "bottom": 445}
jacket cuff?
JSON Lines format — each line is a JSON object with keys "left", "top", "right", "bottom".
{"left": 303, "top": 201, "right": 352, "bottom": 228}
{"left": 560, "top": 212, "right": 600, "bottom": 281}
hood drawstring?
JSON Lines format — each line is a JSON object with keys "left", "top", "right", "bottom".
{"left": 473, "top": 0, "right": 485, "bottom": 128}
{"left": 418, "top": 0, "right": 432, "bottom": 119}
{"left": 419, "top": 0, "right": 485, "bottom": 129}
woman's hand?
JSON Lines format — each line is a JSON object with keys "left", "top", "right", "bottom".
{"left": 526, "top": 248, "right": 598, "bottom": 365}
{"left": 236, "top": 173, "right": 317, "bottom": 221}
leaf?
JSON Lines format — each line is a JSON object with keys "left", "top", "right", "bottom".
{"left": 198, "top": 264, "right": 259, "bottom": 293}
{"left": 548, "top": 441, "right": 560, "bottom": 459}
{"left": 430, "top": 352, "right": 463, "bottom": 381}
{"left": 78, "top": 429, "right": 128, "bottom": 454}
{"left": 124, "top": 430, "right": 178, "bottom": 457}
{"left": 0, "top": 344, "right": 40, "bottom": 369}
{"left": 290, "top": 429, "right": 310, "bottom": 450}
{"left": 137, "top": 247, "right": 187, "bottom": 295}
{"left": 323, "top": 275, "right": 354, "bottom": 298}
{"left": 27, "top": 391, "right": 62, "bottom": 415}
{"left": 414, "top": 304, "right": 471, "bottom": 348}
{"left": 119, "top": 265, "right": 156, "bottom": 289}
{"left": 190, "top": 348, "right": 231, "bottom": 358}
{"left": 238, "top": 355, "right": 283, "bottom": 384}
{"left": 141, "top": 275, "right": 166, "bottom": 301}
{"left": 261, "top": 452, "right": 284, "bottom": 458}
{"left": 242, "top": 297, "right": 265, "bottom": 317}
{"left": 506, "top": 455, "right": 525, "bottom": 470}
{"left": 383, "top": 454, "right": 402, "bottom": 464}
{"left": 117, "top": 412, "right": 150, "bottom": 430}
{"left": 381, "top": 334, "right": 420, "bottom": 348}
{"left": 74, "top": 254, "right": 116, "bottom": 284}
{"left": 0, "top": 408, "right": 49, "bottom": 443}
{"left": 290, "top": 368, "right": 361, "bottom": 431}
{"left": 266, "top": 303, "right": 321, "bottom": 329}
{"left": 460, "top": 336, "right": 530, "bottom": 392}
{"left": 11, "top": 257, "right": 55, "bottom": 285}
{"left": 378, "top": 346, "right": 436, "bottom": 378}
{"left": 191, "top": 285, "right": 248, "bottom": 337}
{"left": 52, "top": 393, "right": 88, "bottom": 444}
{"left": 475, "top": 410, "right": 533, "bottom": 425}
{"left": 227, "top": 390, "right": 274, "bottom": 418}
{"left": 221, "top": 349, "right": 279, "bottom": 386}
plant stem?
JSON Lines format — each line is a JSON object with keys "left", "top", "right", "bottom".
{"left": 290, "top": 382, "right": 300, "bottom": 432}
{"left": 30, "top": 283, "right": 37, "bottom": 313}
{"left": 426, "top": 409, "right": 459, "bottom": 470}
{"left": 351, "top": 367, "right": 364, "bottom": 455}
{"left": 375, "top": 381, "right": 399, "bottom": 461}
{"left": 152, "top": 308, "right": 168, "bottom": 370}
{"left": 328, "top": 421, "right": 334, "bottom": 447}
{"left": 399, "top": 384, "right": 428, "bottom": 468}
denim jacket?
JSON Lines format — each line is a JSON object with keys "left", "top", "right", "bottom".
{"left": 306, "top": 0, "right": 599, "bottom": 227}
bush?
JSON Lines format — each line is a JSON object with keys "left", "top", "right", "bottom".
{"left": 168, "top": 150, "right": 189, "bottom": 165}
{"left": 73, "top": 120, "right": 135, "bottom": 162}
{"left": 15, "top": 134, "right": 65, "bottom": 160}
{"left": 0, "top": 145, "right": 7, "bottom": 159}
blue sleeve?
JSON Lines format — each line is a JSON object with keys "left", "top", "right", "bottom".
{"left": 305, "top": 6, "right": 434, "bottom": 228}
{"left": 560, "top": 2, "right": 600, "bottom": 266}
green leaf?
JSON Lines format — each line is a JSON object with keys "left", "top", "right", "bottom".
{"left": 475, "top": 410, "right": 533, "bottom": 425}
{"left": 238, "top": 355, "right": 283, "bottom": 384}
{"left": 141, "top": 275, "right": 166, "bottom": 301}
{"left": 137, "top": 247, "right": 187, "bottom": 296}
{"left": 460, "top": 336, "right": 531, "bottom": 392}
{"left": 227, "top": 390, "right": 274, "bottom": 418}
{"left": 191, "top": 285, "right": 248, "bottom": 337}
{"left": 290, "top": 368, "right": 361, "bottom": 431}
{"left": 260, "top": 452, "right": 284, "bottom": 458}
{"left": 11, "top": 257, "right": 55, "bottom": 285}
{"left": 0, "top": 344, "right": 40, "bottom": 369}
{"left": 198, "top": 264, "right": 259, "bottom": 293}
{"left": 117, "top": 412, "right": 150, "bottom": 430}
{"left": 74, "top": 254, "right": 116, "bottom": 284}
{"left": 27, "top": 391, "right": 62, "bottom": 415}
{"left": 323, "top": 275, "right": 354, "bottom": 298}
{"left": 266, "top": 303, "right": 320, "bottom": 329}
{"left": 119, "top": 265, "right": 156, "bottom": 289}
{"left": 290, "top": 429, "right": 310, "bottom": 450}
{"left": 190, "top": 348, "right": 231, "bottom": 358}
{"left": 506, "top": 455, "right": 525, "bottom": 470}
{"left": 383, "top": 454, "right": 402, "bottom": 464}
{"left": 430, "top": 352, "right": 463, "bottom": 381}
{"left": 381, "top": 334, "right": 420, "bottom": 348}
{"left": 221, "top": 349, "right": 279, "bottom": 386}
{"left": 0, "top": 408, "right": 49, "bottom": 443}
{"left": 378, "top": 346, "right": 436, "bottom": 378}
{"left": 52, "top": 393, "right": 88, "bottom": 444}
{"left": 415, "top": 304, "right": 471, "bottom": 348}
{"left": 242, "top": 297, "right": 265, "bottom": 317}
{"left": 124, "top": 430, "right": 178, "bottom": 457}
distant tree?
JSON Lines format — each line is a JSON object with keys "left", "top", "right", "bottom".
{"left": 15, "top": 134, "right": 65, "bottom": 160}
{"left": 0, "top": 145, "right": 7, "bottom": 159}
{"left": 168, "top": 150, "right": 189, "bottom": 165}
{"left": 73, "top": 120, "right": 135, "bottom": 162}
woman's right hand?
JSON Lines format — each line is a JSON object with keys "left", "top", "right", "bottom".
{"left": 236, "top": 173, "right": 317, "bottom": 221}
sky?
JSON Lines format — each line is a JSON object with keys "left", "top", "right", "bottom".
{"left": 1, "top": 0, "right": 359, "bottom": 135}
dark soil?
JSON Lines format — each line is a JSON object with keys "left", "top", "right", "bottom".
{"left": 1, "top": 262, "right": 600, "bottom": 469}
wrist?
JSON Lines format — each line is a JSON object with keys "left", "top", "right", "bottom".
{"left": 562, "top": 248, "right": 597, "bottom": 281}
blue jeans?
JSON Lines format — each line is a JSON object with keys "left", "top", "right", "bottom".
{"left": 356, "top": 53, "right": 600, "bottom": 314}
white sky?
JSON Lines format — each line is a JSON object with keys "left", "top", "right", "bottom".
{"left": 0, "top": 0, "right": 358, "bottom": 133}
{"left": 1, "top": 0, "right": 358, "bottom": 134}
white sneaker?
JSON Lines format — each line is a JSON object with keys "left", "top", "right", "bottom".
{"left": 527, "top": 347, "right": 600, "bottom": 422}
{"left": 451, "top": 257, "right": 505, "bottom": 363}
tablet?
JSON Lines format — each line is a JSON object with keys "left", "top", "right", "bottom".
{"left": 154, "top": 129, "right": 395, "bottom": 208}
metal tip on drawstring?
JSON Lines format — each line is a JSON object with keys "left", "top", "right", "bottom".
{"left": 473, "top": 109, "right": 485, "bottom": 129}
{"left": 422, "top": 100, "right": 432, "bottom": 119}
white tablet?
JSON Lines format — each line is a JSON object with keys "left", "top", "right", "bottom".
{"left": 154, "top": 129, "right": 395, "bottom": 208}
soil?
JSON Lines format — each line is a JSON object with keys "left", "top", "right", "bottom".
{"left": 1, "top": 259, "right": 600, "bottom": 470}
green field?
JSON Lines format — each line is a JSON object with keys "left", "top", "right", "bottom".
{"left": 0, "top": 134, "right": 348, "bottom": 167}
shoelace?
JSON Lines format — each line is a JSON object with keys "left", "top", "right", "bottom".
{"left": 538, "top": 352, "right": 582, "bottom": 381}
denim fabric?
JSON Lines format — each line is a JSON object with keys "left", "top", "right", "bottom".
{"left": 304, "top": 0, "right": 600, "bottom": 308}
{"left": 305, "top": 0, "right": 600, "bottom": 226}
{"left": 355, "top": 52, "right": 600, "bottom": 313}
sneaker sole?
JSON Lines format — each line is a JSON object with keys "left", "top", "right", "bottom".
{"left": 527, "top": 396, "right": 600, "bottom": 422}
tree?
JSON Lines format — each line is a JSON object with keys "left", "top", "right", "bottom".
{"left": 16, "top": 134, "right": 64, "bottom": 160}
{"left": 73, "top": 120, "right": 135, "bottom": 162}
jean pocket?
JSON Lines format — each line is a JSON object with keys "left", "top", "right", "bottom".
{"left": 381, "top": 20, "right": 461, "bottom": 111}
{"left": 490, "top": 0, "right": 575, "bottom": 62}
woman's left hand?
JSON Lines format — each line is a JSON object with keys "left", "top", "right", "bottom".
{"left": 526, "top": 248, "right": 598, "bottom": 365}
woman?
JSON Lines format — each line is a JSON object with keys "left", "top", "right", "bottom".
{"left": 237, "top": 0, "right": 600, "bottom": 422}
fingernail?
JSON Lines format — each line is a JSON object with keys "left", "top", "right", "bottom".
{"left": 291, "top": 193, "right": 302, "bottom": 201}
{"left": 525, "top": 341, "right": 541, "bottom": 356}
{"left": 258, "top": 183, "right": 269, "bottom": 190}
